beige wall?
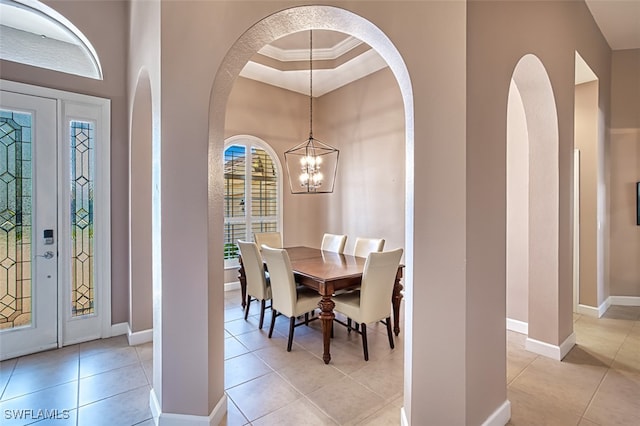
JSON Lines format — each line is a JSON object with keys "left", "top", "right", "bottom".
{"left": 0, "top": 0, "right": 130, "bottom": 324}
{"left": 575, "top": 80, "right": 602, "bottom": 307}
{"left": 225, "top": 76, "right": 324, "bottom": 248}
{"left": 225, "top": 67, "right": 405, "bottom": 258}
{"left": 318, "top": 68, "right": 405, "bottom": 255}
{"left": 609, "top": 49, "right": 640, "bottom": 297}
{"left": 506, "top": 80, "right": 529, "bottom": 323}
{"left": 129, "top": 71, "right": 153, "bottom": 332}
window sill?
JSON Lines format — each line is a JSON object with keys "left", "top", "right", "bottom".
{"left": 224, "top": 259, "right": 240, "bottom": 270}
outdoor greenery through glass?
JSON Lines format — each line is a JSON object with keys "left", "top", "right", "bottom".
{"left": 0, "top": 109, "right": 32, "bottom": 330}
{"left": 224, "top": 144, "right": 278, "bottom": 260}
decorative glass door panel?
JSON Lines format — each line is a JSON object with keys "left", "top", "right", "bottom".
{"left": 70, "top": 121, "right": 95, "bottom": 317}
{"left": 0, "top": 91, "right": 57, "bottom": 360}
{"left": 0, "top": 110, "right": 32, "bottom": 331}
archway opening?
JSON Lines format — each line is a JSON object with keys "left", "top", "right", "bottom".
{"left": 209, "top": 3, "right": 414, "bottom": 419}
{"left": 507, "top": 54, "right": 572, "bottom": 359}
{"left": 129, "top": 70, "right": 153, "bottom": 343}
{"left": 573, "top": 51, "right": 603, "bottom": 317}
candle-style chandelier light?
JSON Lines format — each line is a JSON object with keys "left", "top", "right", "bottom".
{"left": 284, "top": 30, "right": 339, "bottom": 194}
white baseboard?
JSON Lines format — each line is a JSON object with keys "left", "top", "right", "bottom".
{"left": 150, "top": 388, "right": 227, "bottom": 426}
{"left": 400, "top": 401, "right": 510, "bottom": 426}
{"left": 525, "top": 332, "right": 576, "bottom": 360}
{"left": 111, "top": 322, "right": 129, "bottom": 337}
{"left": 150, "top": 388, "right": 160, "bottom": 423}
{"left": 506, "top": 318, "right": 528, "bottom": 335}
{"left": 609, "top": 296, "right": 640, "bottom": 306}
{"left": 128, "top": 327, "right": 153, "bottom": 346}
{"left": 482, "top": 399, "right": 511, "bottom": 426}
{"left": 577, "top": 298, "right": 610, "bottom": 318}
{"left": 224, "top": 281, "right": 240, "bottom": 291}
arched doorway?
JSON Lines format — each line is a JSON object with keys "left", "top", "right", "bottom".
{"left": 209, "top": 4, "right": 414, "bottom": 422}
{"left": 506, "top": 54, "right": 575, "bottom": 359}
{"left": 129, "top": 69, "right": 154, "bottom": 344}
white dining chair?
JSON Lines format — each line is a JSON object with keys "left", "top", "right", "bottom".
{"left": 332, "top": 248, "right": 403, "bottom": 361}
{"left": 321, "top": 233, "right": 347, "bottom": 254}
{"left": 262, "top": 246, "right": 321, "bottom": 352}
{"left": 254, "top": 231, "right": 283, "bottom": 249}
{"left": 237, "top": 240, "right": 271, "bottom": 330}
{"left": 352, "top": 237, "right": 385, "bottom": 258}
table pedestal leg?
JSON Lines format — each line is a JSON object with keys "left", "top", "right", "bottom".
{"left": 392, "top": 276, "right": 403, "bottom": 336}
{"left": 319, "top": 296, "right": 335, "bottom": 364}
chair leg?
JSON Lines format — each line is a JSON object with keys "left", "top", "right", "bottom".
{"left": 268, "top": 309, "right": 277, "bottom": 338}
{"left": 347, "top": 318, "right": 352, "bottom": 333}
{"left": 244, "top": 295, "right": 251, "bottom": 320}
{"left": 385, "top": 317, "right": 395, "bottom": 349}
{"left": 258, "top": 299, "right": 266, "bottom": 330}
{"left": 287, "top": 317, "right": 296, "bottom": 352}
{"left": 305, "top": 312, "right": 309, "bottom": 325}
{"left": 361, "top": 323, "right": 369, "bottom": 361}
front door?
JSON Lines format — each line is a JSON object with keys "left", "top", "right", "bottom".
{"left": 0, "top": 91, "right": 58, "bottom": 360}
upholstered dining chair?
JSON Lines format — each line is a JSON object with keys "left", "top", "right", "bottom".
{"left": 332, "top": 248, "right": 403, "bottom": 361}
{"left": 352, "top": 237, "right": 385, "bottom": 258}
{"left": 321, "top": 233, "right": 347, "bottom": 254}
{"left": 254, "top": 231, "right": 283, "bottom": 249}
{"left": 237, "top": 240, "right": 271, "bottom": 330}
{"left": 262, "top": 246, "right": 321, "bottom": 352}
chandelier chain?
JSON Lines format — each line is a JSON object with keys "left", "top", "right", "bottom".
{"left": 309, "top": 29, "right": 313, "bottom": 139}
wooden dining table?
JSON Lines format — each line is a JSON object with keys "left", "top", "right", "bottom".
{"left": 238, "top": 246, "right": 404, "bottom": 364}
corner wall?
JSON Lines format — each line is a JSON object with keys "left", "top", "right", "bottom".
{"left": 609, "top": 49, "right": 640, "bottom": 299}
{"left": 318, "top": 68, "right": 405, "bottom": 255}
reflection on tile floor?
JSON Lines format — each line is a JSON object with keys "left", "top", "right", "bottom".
{"left": 1, "top": 290, "right": 638, "bottom": 425}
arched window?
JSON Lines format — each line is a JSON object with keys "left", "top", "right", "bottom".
{"left": 0, "top": 0, "right": 103, "bottom": 79}
{"left": 223, "top": 135, "right": 282, "bottom": 263}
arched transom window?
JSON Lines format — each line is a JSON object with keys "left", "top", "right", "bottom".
{"left": 223, "top": 135, "right": 282, "bottom": 261}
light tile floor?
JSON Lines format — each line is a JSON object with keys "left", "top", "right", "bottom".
{"left": 0, "top": 290, "right": 638, "bottom": 425}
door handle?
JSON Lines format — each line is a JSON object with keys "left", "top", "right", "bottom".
{"left": 37, "top": 251, "right": 55, "bottom": 259}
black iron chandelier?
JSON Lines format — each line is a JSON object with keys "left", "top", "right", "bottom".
{"left": 284, "top": 30, "right": 339, "bottom": 194}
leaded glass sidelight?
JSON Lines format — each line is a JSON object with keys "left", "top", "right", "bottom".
{"left": 223, "top": 139, "right": 280, "bottom": 261}
{"left": 0, "top": 109, "right": 32, "bottom": 330}
{"left": 70, "top": 121, "right": 94, "bottom": 316}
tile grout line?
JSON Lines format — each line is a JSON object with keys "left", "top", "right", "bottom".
{"left": 0, "top": 357, "right": 18, "bottom": 401}
{"left": 507, "top": 352, "right": 539, "bottom": 387}
{"left": 575, "top": 316, "right": 637, "bottom": 425}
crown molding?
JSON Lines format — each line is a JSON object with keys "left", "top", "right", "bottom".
{"left": 258, "top": 35, "right": 363, "bottom": 62}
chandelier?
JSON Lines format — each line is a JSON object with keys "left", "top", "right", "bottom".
{"left": 284, "top": 30, "right": 339, "bottom": 194}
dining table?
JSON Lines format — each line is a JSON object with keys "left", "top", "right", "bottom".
{"left": 238, "top": 246, "right": 404, "bottom": 364}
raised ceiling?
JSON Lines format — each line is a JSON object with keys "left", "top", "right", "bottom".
{"left": 239, "top": 30, "right": 388, "bottom": 97}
